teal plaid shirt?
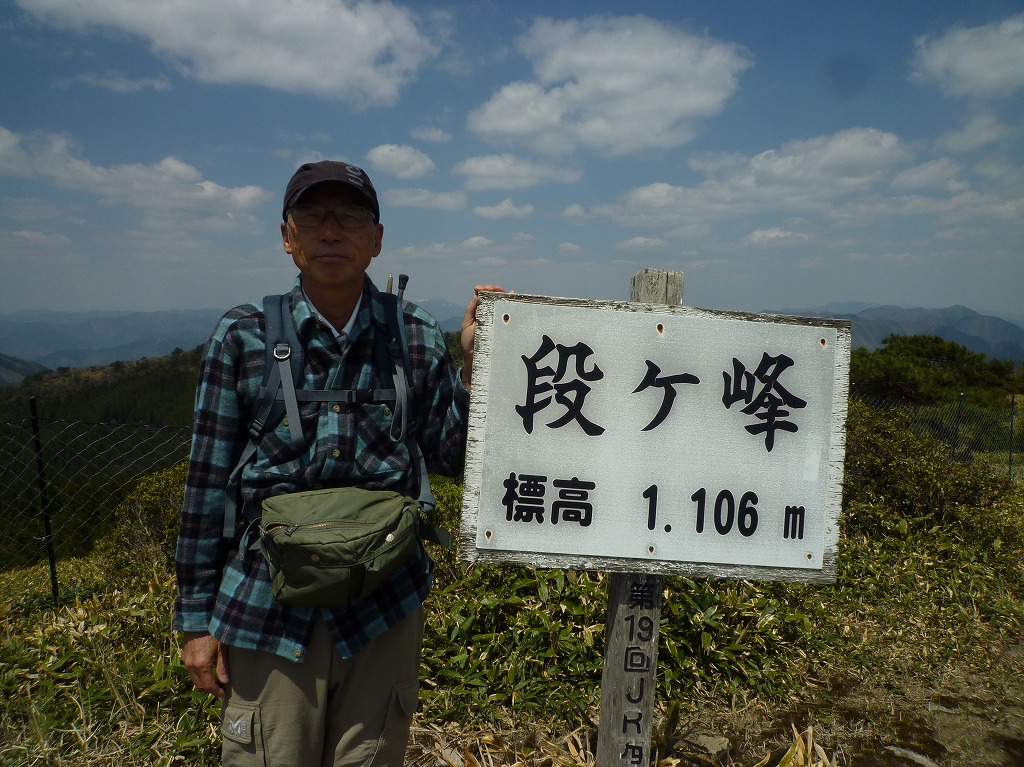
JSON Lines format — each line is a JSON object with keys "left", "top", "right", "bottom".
{"left": 173, "top": 276, "right": 469, "bottom": 661}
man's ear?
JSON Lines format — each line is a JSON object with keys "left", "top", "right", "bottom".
{"left": 281, "top": 221, "right": 293, "bottom": 255}
{"left": 372, "top": 223, "right": 384, "bottom": 258}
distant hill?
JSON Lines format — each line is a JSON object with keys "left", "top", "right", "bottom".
{"left": 0, "top": 347, "right": 202, "bottom": 426}
{"left": 414, "top": 298, "right": 464, "bottom": 334}
{"left": 776, "top": 304, "right": 1024, "bottom": 362}
{"left": 0, "top": 298, "right": 464, "bottom": 372}
{"left": 2, "top": 301, "right": 1020, "bottom": 379}
{"left": 0, "top": 308, "right": 223, "bottom": 369}
{"left": 0, "top": 353, "right": 48, "bottom": 388}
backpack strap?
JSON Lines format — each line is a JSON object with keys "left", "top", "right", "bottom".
{"left": 223, "top": 294, "right": 296, "bottom": 537}
{"left": 381, "top": 291, "right": 451, "bottom": 548}
{"left": 382, "top": 293, "right": 436, "bottom": 511}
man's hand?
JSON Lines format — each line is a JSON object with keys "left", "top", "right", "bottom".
{"left": 460, "top": 284, "right": 508, "bottom": 389}
{"left": 182, "top": 632, "right": 230, "bottom": 698}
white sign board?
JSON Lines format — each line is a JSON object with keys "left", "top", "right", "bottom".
{"left": 460, "top": 293, "right": 851, "bottom": 584}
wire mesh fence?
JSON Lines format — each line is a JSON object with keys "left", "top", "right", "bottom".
{"left": 1, "top": 403, "right": 191, "bottom": 587}
{"left": 0, "top": 392, "right": 1019, "bottom": 600}
{"left": 852, "top": 391, "right": 1021, "bottom": 482}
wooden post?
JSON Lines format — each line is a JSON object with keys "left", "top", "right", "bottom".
{"left": 596, "top": 268, "right": 684, "bottom": 767}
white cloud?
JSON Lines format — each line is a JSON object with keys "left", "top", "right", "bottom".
{"left": 365, "top": 144, "right": 435, "bottom": 179}
{"left": 580, "top": 124, "right": 1023, "bottom": 264}
{"left": 467, "top": 15, "right": 751, "bottom": 155}
{"left": 15, "top": 0, "right": 439, "bottom": 106}
{"left": 616, "top": 236, "right": 665, "bottom": 250}
{"left": 588, "top": 127, "right": 940, "bottom": 234}
{"left": 743, "top": 228, "right": 812, "bottom": 246}
{"left": 463, "top": 255, "right": 507, "bottom": 266}
{"left": 69, "top": 72, "right": 172, "bottom": 93}
{"left": 562, "top": 203, "right": 586, "bottom": 219}
{"left": 473, "top": 198, "right": 535, "bottom": 219}
{"left": 912, "top": 13, "right": 1024, "bottom": 99}
{"left": 453, "top": 153, "right": 581, "bottom": 190}
{"left": 606, "top": 126, "right": 913, "bottom": 224}
{"left": 739, "top": 128, "right": 910, "bottom": 193}
{"left": 891, "top": 158, "right": 967, "bottom": 193}
{"left": 462, "top": 236, "right": 494, "bottom": 249}
{"left": 604, "top": 128, "right": 913, "bottom": 226}
{"left": 0, "top": 125, "right": 268, "bottom": 219}
{"left": 936, "top": 114, "right": 1014, "bottom": 153}
{"left": 11, "top": 229, "right": 73, "bottom": 247}
{"left": 382, "top": 187, "right": 466, "bottom": 212}
{"left": 410, "top": 127, "right": 452, "bottom": 143}
{"left": 559, "top": 242, "right": 582, "bottom": 253}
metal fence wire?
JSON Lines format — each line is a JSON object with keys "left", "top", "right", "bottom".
{"left": 0, "top": 392, "right": 1019, "bottom": 592}
{"left": 1, "top": 406, "right": 191, "bottom": 578}
{"left": 853, "top": 392, "right": 1021, "bottom": 480}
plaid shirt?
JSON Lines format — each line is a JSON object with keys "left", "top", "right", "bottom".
{"left": 173, "top": 276, "right": 469, "bottom": 661}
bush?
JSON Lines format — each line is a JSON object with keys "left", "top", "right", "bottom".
{"left": 841, "top": 400, "right": 1008, "bottom": 539}
{"left": 94, "top": 462, "right": 187, "bottom": 583}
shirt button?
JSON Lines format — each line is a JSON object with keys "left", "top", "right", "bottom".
{"left": 383, "top": 406, "right": 391, "bottom": 417}
{"left": 332, "top": 404, "right": 341, "bottom": 413}
{"left": 332, "top": 449, "right": 341, "bottom": 458}
{"left": 282, "top": 417, "right": 289, "bottom": 426}
{"left": 293, "top": 650, "right": 302, "bottom": 659}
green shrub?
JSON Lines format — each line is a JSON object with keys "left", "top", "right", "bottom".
{"left": 842, "top": 400, "right": 1008, "bottom": 540}
{"left": 94, "top": 462, "right": 187, "bottom": 583}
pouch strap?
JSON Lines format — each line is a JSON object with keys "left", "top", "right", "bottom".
{"left": 419, "top": 518, "right": 454, "bottom": 549}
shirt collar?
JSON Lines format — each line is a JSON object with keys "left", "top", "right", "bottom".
{"left": 299, "top": 283, "right": 362, "bottom": 341}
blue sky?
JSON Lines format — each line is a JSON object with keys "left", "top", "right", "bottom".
{"left": 2, "top": 0, "right": 1023, "bottom": 321}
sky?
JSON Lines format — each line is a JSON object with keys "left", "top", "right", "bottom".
{"left": 1, "top": 0, "right": 1023, "bottom": 321}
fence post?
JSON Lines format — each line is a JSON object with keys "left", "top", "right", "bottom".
{"left": 1011, "top": 394, "right": 1017, "bottom": 481}
{"left": 29, "top": 397, "right": 60, "bottom": 605}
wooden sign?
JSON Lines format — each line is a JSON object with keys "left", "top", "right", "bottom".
{"left": 460, "top": 293, "right": 850, "bottom": 584}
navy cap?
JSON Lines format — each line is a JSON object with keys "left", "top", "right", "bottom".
{"left": 282, "top": 161, "right": 380, "bottom": 222}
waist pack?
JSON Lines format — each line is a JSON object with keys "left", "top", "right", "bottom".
{"left": 259, "top": 487, "right": 423, "bottom": 608}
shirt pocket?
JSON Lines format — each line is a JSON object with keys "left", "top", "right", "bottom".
{"left": 251, "top": 401, "right": 319, "bottom": 483}
{"left": 350, "top": 402, "right": 410, "bottom": 484}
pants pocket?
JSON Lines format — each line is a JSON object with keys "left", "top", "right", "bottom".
{"left": 221, "top": 698, "right": 265, "bottom": 767}
{"left": 364, "top": 679, "right": 419, "bottom": 767}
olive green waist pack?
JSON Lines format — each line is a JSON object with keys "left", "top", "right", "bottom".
{"left": 258, "top": 487, "right": 424, "bottom": 608}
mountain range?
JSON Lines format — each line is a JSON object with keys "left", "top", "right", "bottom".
{"left": 779, "top": 303, "right": 1024, "bottom": 362}
{"left": 1, "top": 301, "right": 1021, "bottom": 387}
{"left": 0, "top": 299, "right": 465, "bottom": 384}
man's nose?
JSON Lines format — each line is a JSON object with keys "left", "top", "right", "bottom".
{"left": 319, "top": 213, "right": 346, "bottom": 236}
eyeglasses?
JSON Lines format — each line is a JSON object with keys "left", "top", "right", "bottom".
{"left": 288, "top": 205, "right": 374, "bottom": 229}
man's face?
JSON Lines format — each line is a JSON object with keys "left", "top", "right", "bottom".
{"left": 281, "top": 183, "right": 383, "bottom": 296}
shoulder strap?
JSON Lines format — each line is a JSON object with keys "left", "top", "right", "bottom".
{"left": 383, "top": 290, "right": 449, "bottom": 547}
{"left": 222, "top": 294, "right": 296, "bottom": 537}
{"left": 264, "top": 294, "right": 304, "bottom": 445}
{"left": 378, "top": 292, "right": 408, "bottom": 442}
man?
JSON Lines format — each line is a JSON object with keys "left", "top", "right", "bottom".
{"left": 173, "top": 160, "right": 501, "bottom": 765}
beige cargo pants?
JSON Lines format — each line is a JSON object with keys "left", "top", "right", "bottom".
{"left": 220, "top": 607, "right": 424, "bottom": 767}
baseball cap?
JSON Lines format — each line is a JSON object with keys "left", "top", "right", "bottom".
{"left": 282, "top": 161, "right": 380, "bottom": 222}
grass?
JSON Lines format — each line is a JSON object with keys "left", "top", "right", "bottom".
{"left": 2, "top": 401, "right": 1024, "bottom": 765}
